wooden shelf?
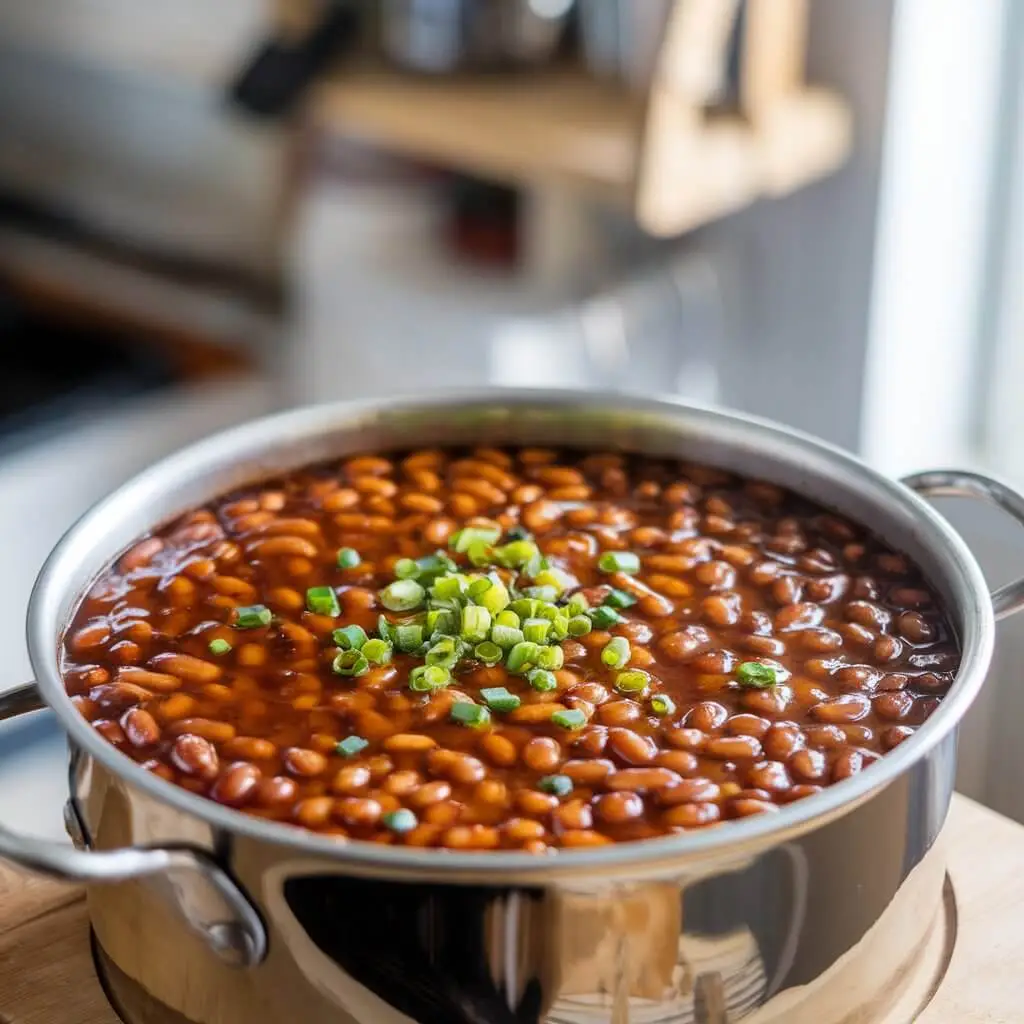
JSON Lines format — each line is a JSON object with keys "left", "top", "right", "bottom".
{"left": 311, "top": 68, "right": 646, "bottom": 199}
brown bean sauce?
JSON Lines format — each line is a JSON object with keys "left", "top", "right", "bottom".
{"left": 61, "top": 447, "right": 960, "bottom": 851}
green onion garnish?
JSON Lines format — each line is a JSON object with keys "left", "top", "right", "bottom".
{"left": 395, "top": 623, "right": 425, "bottom": 653}
{"left": 491, "top": 624, "right": 524, "bottom": 649}
{"left": 604, "top": 588, "right": 638, "bottom": 609}
{"left": 650, "top": 694, "right": 677, "bottom": 716}
{"left": 425, "top": 637, "right": 462, "bottom": 669}
{"left": 475, "top": 575, "right": 510, "bottom": 613}
{"left": 615, "top": 670, "right": 650, "bottom": 694}
{"left": 589, "top": 605, "right": 623, "bottom": 629}
{"left": 208, "top": 638, "right": 232, "bottom": 656}
{"left": 362, "top": 638, "right": 393, "bottom": 665}
{"left": 382, "top": 808, "right": 418, "bottom": 833}
{"left": 336, "top": 735, "right": 369, "bottom": 757}
{"left": 496, "top": 539, "right": 539, "bottom": 568}
{"left": 598, "top": 551, "right": 641, "bottom": 574}
{"left": 736, "top": 662, "right": 778, "bottom": 689}
{"left": 409, "top": 664, "right": 451, "bottom": 692}
{"left": 510, "top": 598, "right": 540, "bottom": 621}
{"left": 538, "top": 774, "right": 573, "bottom": 797}
{"left": 480, "top": 687, "right": 521, "bottom": 713}
{"left": 601, "top": 637, "right": 631, "bottom": 668}
{"left": 460, "top": 605, "right": 491, "bottom": 643}
{"left": 522, "top": 585, "right": 559, "bottom": 603}
{"left": 566, "top": 592, "right": 590, "bottom": 616}
{"left": 426, "top": 608, "right": 458, "bottom": 636}
{"left": 495, "top": 609, "right": 520, "bottom": 629}
{"left": 450, "top": 526, "right": 501, "bottom": 554}
{"left": 527, "top": 669, "right": 557, "bottom": 693}
{"left": 333, "top": 649, "right": 369, "bottom": 677}
{"left": 507, "top": 641, "right": 542, "bottom": 674}
{"left": 450, "top": 702, "right": 491, "bottom": 729}
{"left": 474, "top": 641, "right": 504, "bottom": 665}
{"left": 506, "top": 525, "right": 532, "bottom": 541}
{"left": 567, "top": 615, "right": 593, "bottom": 637}
{"left": 380, "top": 579, "right": 425, "bottom": 612}
{"left": 551, "top": 708, "right": 586, "bottom": 730}
{"left": 431, "top": 574, "right": 466, "bottom": 603}
{"left": 394, "top": 558, "right": 419, "bottom": 580}
{"left": 336, "top": 547, "right": 361, "bottom": 569}
{"left": 235, "top": 604, "right": 272, "bottom": 629}
{"left": 333, "top": 624, "right": 368, "bottom": 650}
{"left": 377, "top": 615, "right": 396, "bottom": 644}
{"left": 536, "top": 645, "right": 565, "bottom": 671}
{"left": 522, "top": 617, "right": 551, "bottom": 644}
{"left": 307, "top": 585, "right": 341, "bottom": 616}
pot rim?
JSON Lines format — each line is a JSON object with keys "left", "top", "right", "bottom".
{"left": 27, "top": 388, "right": 994, "bottom": 878}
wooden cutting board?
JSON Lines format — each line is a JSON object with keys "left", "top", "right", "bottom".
{"left": 0, "top": 795, "right": 1018, "bottom": 1024}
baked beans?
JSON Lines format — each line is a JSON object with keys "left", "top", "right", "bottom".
{"left": 61, "top": 447, "right": 959, "bottom": 851}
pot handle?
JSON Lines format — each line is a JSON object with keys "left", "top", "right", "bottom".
{"left": 0, "top": 681, "right": 266, "bottom": 968}
{"left": 902, "top": 469, "right": 1024, "bottom": 621}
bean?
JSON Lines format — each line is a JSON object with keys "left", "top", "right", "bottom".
{"left": 702, "top": 594, "right": 741, "bottom": 627}
{"left": 658, "top": 626, "right": 712, "bottom": 662}
{"left": 607, "top": 729, "right": 657, "bottom": 765}
{"left": 704, "top": 735, "right": 763, "bottom": 760}
{"left": 479, "top": 732, "right": 518, "bottom": 767}
{"left": 763, "top": 723, "right": 804, "bottom": 761}
{"left": 832, "top": 749, "right": 866, "bottom": 782}
{"left": 726, "top": 714, "right": 770, "bottom": 739}
{"left": 663, "top": 727, "right": 706, "bottom": 753}
{"left": 167, "top": 718, "right": 236, "bottom": 744}
{"left": 91, "top": 683, "right": 152, "bottom": 709}
{"left": 663, "top": 802, "right": 720, "bottom": 828}
{"left": 223, "top": 737, "right": 277, "bottom": 761}
{"left": 335, "top": 798, "right": 382, "bottom": 828}
{"left": 171, "top": 735, "right": 219, "bottom": 780}
{"left": 120, "top": 537, "right": 164, "bottom": 572}
{"left": 409, "top": 781, "right": 452, "bottom": 808}
{"left": 810, "top": 694, "right": 871, "bottom": 723}
{"left": 881, "top": 726, "right": 914, "bottom": 751}
{"left": 731, "top": 798, "right": 779, "bottom": 817}
{"left": 443, "top": 825, "right": 500, "bottom": 850}
{"left": 653, "top": 750, "right": 698, "bottom": 775}
{"left": 607, "top": 767, "right": 682, "bottom": 792}
{"left": 561, "top": 758, "right": 615, "bottom": 785}
{"left": 283, "top": 748, "right": 328, "bottom": 777}
{"left": 212, "top": 763, "right": 262, "bottom": 806}
{"left": 118, "top": 668, "right": 181, "bottom": 693}
{"left": 524, "top": 737, "right": 562, "bottom": 773}
{"left": 789, "top": 748, "right": 827, "bottom": 781}
{"left": 294, "top": 797, "right": 334, "bottom": 829}
{"left": 897, "top": 611, "right": 934, "bottom": 643}
{"left": 256, "top": 776, "right": 297, "bottom": 806}
{"left": 874, "top": 691, "right": 913, "bottom": 720}
{"left": 384, "top": 733, "right": 437, "bottom": 754}
{"left": 554, "top": 800, "right": 594, "bottom": 831}
{"left": 150, "top": 654, "right": 221, "bottom": 685}
{"left": 595, "top": 791, "right": 644, "bottom": 824}
{"left": 597, "top": 699, "right": 643, "bottom": 726}
{"left": 427, "top": 749, "right": 486, "bottom": 785}
{"left": 746, "top": 761, "right": 791, "bottom": 792}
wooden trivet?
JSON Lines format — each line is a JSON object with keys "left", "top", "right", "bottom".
{"left": 0, "top": 795, "right": 1018, "bottom": 1023}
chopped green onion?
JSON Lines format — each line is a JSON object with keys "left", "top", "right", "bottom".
{"left": 522, "top": 617, "right": 551, "bottom": 644}
{"left": 306, "top": 585, "right": 341, "bottom": 616}
{"left": 474, "top": 640, "right": 504, "bottom": 665}
{"left": 509, "top": 598, "right": 541, "bottom": 621}
{"left": 538, "top": 774, "right": 573, "bottom": 797}
{"left": 495, "top": 609, "right": 521, "bottom": 629}
{"left": 604, "top": 588, "right": 638, "bottom": 609}
{"left": 527, "top": 669, "right": 557, "bottom": 692}
{"left": 333, "top": 624, "right": 368, "bottom": 650}
{"left": 567, "top": 614, "right": 593, "bottom": 637}
{"left": 601, "top": 637, "right": 631, "bottom": 668}
{"left": 551, "top": 708, "right": 587, "bottom": 730}
{"left": 496, "top": 539, "right": 539, "bottom": 568}
{"left": 536, "top": 602, "right": 562, "bottom": 623}
{"left": 450, "top": 702, "right": 491, "bottom": 729}
{"left": 589, "top": 605, "right": 623, "bottom": 629}
{"left": 395, "top": 623, "right": 425, "bottom": 653}
{"left": 425, "top": 636, "right": 462, "bottom": 669}
{"left": 507, "top": 641, "right": 542, "bottom": 674}
{"left": 598, "top": 551, "right": 641, "bottom": 574}
{"left": 377, "top": 614, "right": 396, "bottom": 644}
{"left": 650, "top": 694, "right": 677, "bottom": 716}
{"left": 567, "top": 592, "right": 590, "bottom": 616}
{"left": 394, "top": 558, "right": 419, "bottom": 580}
{"left": 522, "top": 585, "right": 559, "bottom": 603}
{"left": 491, "top": 624, "right": 525, "bottom": 650}
{"left": 460, "top": 605, "right": 492, "bottom": 643}
{"left": 736, "top": 662, "right": 778, "bottom": 689}
{"left": 336, "top": 547, "right": 360, "bottom": 569}
{"left": 235, "top": 604, "right": 272, "bottom": 629}
{"left": 380, "top": 579, "right": 425, "bottom": 612}
{"left": 382, "top": 808, "right": 418, "bottom": 833}
{"left": 480, "top": 687, "right": 521, "bottom": 713}
{"left": 450, "top": 526, "right": 501, "bottom": 554}
{"left": 615, "top": 670, "right": 650, "bottom": 694}
{"left": 536, "top": 645, "right": 565, "bottom": 671}
{"left": 506, "top": 525, "right": 532, "bottom": 541}
{"left": 333, "top": 649, "right": 369, "bottom": 677}
{"left": 409, "top": 664, "right": 452, "bottom": 692}
{"left": 336, "top": 735, "right": 369, "bottom": 757}
{"left": 532, "top": 569, "right": 572, "bottom": 596}
{"left": 416, "top": 552, "right": 458, "bottom": 580}
{"left": 431, "top": 574, "right": 466, "bottom": 603}
{"left": 548, "top": 615, "right": 570, "bottom": 641}
{"left": 426, "top": 608, "right": 458, "bottom": 637}
{"left": 208, "top": 638, "right": 232, "bottom": 656}
{"left": 476, "top": 575, "right": 510, "bottom": 614}
{"left": 362, "top": 638, "right": 393, "bottom": 665}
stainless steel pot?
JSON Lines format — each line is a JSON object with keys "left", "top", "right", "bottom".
{"left": 2, "top": 390, "right": 1023, "bottom": 1024}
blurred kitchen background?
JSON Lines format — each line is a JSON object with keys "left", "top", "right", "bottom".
{"left": 0, "top": 0, "right": 1022, "bottom": 833}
